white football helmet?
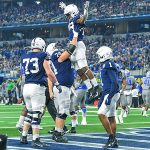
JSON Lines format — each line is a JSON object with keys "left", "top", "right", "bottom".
{"left": 146, "top": 71, "right": 150, "bottom": 77}
{"left": 46, "top": 43, "right": 57, "bottom": 56}
{"left": 96, "top": 46, "right": 113, "bottom": 63}
{"left": 64, "top": 4, "right": 79, "bottom": 18}
{"left": 31, "top": 37, "right": 46, "bottom": 51}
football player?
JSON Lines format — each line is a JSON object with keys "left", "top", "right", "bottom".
{"left": 118, "top": 69, "right": 136, "bottom": 123}
{"left": 73, "top": 74, "right": 88, "bottom": 126}
{"left": 141, "top": 71, "right": 150, "bottom": 117}
{"left": 96, "top": 46, "right": 120, "bottom": 149}
{"left": 20, "top": 37, "right": 61, "bottom": 148}
{"left": 46, "top": 43, "right": 76, "bottom": 143}
{"left": 58, "top": 1, "right": 98, "bottom": 99}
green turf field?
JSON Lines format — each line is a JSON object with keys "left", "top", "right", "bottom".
{"left": 0, "top": 104, "right": 150, "bottom": 137}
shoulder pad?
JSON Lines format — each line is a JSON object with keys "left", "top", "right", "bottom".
{"left": 45, "top": 52, "right": 50, "bottom": 60}
{"left": 51, "top": 50, "right": 62, "bottom": 61}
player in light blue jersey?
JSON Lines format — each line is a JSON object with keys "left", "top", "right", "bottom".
{"left": 20, "top": 37, "right": 60, "bottom": 148}
{"left": 118, "top": 69, "right": 136, "bottom": 123}
{"left": 96, "top": 46, "right": 120, "bottom": 149}
{"left": 72, "top": 74, "right": 88, "bottom": 127}
{"left": 46, "top": 43, "right": 76, "bottom": 143}
{"left": 141, "top": 71, "right": 150, "bottom": 117}
{"left": 58, "top": 1, "right": 98, "bottom": 100}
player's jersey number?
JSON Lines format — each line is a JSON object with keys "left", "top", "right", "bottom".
{"left": 23, "top": 58, "right": 39, "bottom": 75}
{"left": 144, "top": 78, "right": 150, "bottom": 86}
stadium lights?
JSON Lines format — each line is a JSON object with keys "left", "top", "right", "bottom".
{"left": 35, "top": 1, "right": 40, "bottom": 5}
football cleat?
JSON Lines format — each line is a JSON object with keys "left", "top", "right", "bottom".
{"left": 81, "top": 120, "right": 87, "bottom": 126}
{"left": 70, "top": 127, "right": 76, "bottom": 133}
{"left": 52, "top": 131, "right": 68, "bottom": 143}
{"left": 48, "top": 127, "right": 55, "bottom": 134}
{"left": 63, "top": 125, "right": 70, "bottom": 134}
{"left": 103, "top": 135, "right": 118, "bottom": 149}
{"left": 32, "top": 138, "right": 48, "bottom": 147}
{"left": 20, "top": 135, "right": 28, "bottom": 144}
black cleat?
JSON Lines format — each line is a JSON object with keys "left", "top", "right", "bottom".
{"left": 20, "top": 136, "right": 28, "bottom": 144}
{"left": 63, "top": 125, "right": 70, "bottom": 134}
{"left": 32, "top": 138, "right": 48, "bottom": 147}
{"left": 103, "top": 135, "right": 117, "bottom": 149}
{"left": 52, "top": 131, "right": 68, "bottom": 143}
{"left": 113, "top": 138, "right": 119, "bottom": 148}
{"left": 70, "top": 127, "right": 76, "bottom": 133}
{"left": 48, "top": 127, "right": 55, "bottom": 134}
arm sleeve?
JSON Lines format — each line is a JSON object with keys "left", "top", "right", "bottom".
{"left": 107, "top": 69, "right": 119, "bottom": 100}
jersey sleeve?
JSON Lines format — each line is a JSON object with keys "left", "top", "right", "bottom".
{"left": 73, "top": 15, "right": 80, "bottom": 24}
{"left": 44, "top": 52, "right": 50, "bottom": 61}
{"left": 51, "top": 51, "right": 62, "bottom": 62}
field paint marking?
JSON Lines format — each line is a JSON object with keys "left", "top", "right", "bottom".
{"left": 8, "top": 146, "right": 42, "bottom": 150}
{"left": 72, "top": 133, "right": 150, "bottom": 144}
{"left": 120, "top": 131, "right": 150, "bottom": 137}
{"left": 1, "top": 122, "right": 150, "bottom": 129}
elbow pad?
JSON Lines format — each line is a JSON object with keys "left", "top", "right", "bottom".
{"left": 67, "top": 44, "right": 76, "bottom": 55}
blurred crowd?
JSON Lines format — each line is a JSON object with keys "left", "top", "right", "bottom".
{"left": 0, "top": 0, "right": 150, "bottom": 26}
{"left": 0, "top": 33, "right": 149, "bottom": 74}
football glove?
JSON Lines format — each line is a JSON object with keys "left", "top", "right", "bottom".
{"left": 54, "top": 82, "right": 62, "bottom": 93}
{"left": 104, "top": 94, "right": 111, "bottom": 105}
{"left": 84, "top": 1, "right": 90, "bottom": 10}
{"left": 59, "top": 2, "right": 66, "bottom": 10}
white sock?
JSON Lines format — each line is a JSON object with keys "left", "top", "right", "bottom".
{"left": 33, "top": 134, "right": 39, "bottom": 140}
{"left": 90, "top": 78, "right": 98, "bottom": 87}
{"left": 84, "top": 79, "right": 92, "bottom": 90}
{"left": 22, "top": 130, "right": 28, "bottom": 137}
{"left": 115, "top": 109, "right": 118, "bottom": 117}
{"left": 143, "top": 110, "right": 147, "bottom": 116}
{"left": 56, "top": 127, "right": 63, "bottom": 133}
{"left": 142, "top": 107, "right": 145, "bottom": 111}
{"left": 81, "top": 107, "right": 86, "bottom": 118}
{"left": 120, "top": 109, "right": 125, "bottom": 118}
{"left": 72, "top": 119, "right": 77, "bottom": 127}
{"left": 18, "top": 116, "right": 25, "bottom": 126}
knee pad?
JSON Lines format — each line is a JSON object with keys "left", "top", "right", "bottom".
{"left": 77, "top": 67, "right": 89, "bottom": 77}
{"left": 57, "top": 113, "right": 67, "bottom": 120}
{"left": 24, "top": 111, "right": 32, "bottom": 125}
{"left": 70, "top": 111, "right": 76, "bottom": 116}
{"left": 0, "top": 134, "right": 7, "bottom": 150}
{"left": 32, "top": 111, "right": 42, "bottom": 127}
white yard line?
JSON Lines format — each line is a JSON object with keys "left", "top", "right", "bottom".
{"left": 1, "top": 122, "right": 150, "bottom": 129}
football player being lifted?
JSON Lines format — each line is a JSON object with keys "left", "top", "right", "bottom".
{"left": 97, "top": 46, "right": 120, "bottom": 149}
{"left": 58, "top": 1, "right": 98, "bottom": 99}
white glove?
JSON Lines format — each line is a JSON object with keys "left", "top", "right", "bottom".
{"left": 84, "top": 1, "right": 90, "bottom": 10}
{"left": 59, "top": 2, "right": 66, "bottom": 10}
{"left": 73, "top": 30, "right": 79, "bottom": 38}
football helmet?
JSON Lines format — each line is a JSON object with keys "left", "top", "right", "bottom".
{"left": 64, "top": 4, "right": 79, "bottom": 18}
{"left": 31, "top": 37, "right": 46, "bottom": 51}
{"left": 46, "top": 43, "right": 57, "bottom": 56}
{"left": 96, "top": 46, "right": 113, "bottom": 63}
{"left": 146, "top": 71, "right": 150, "bottom": 77}
{"left": 122, "top": 69, "right": 131, "bottom": 77}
